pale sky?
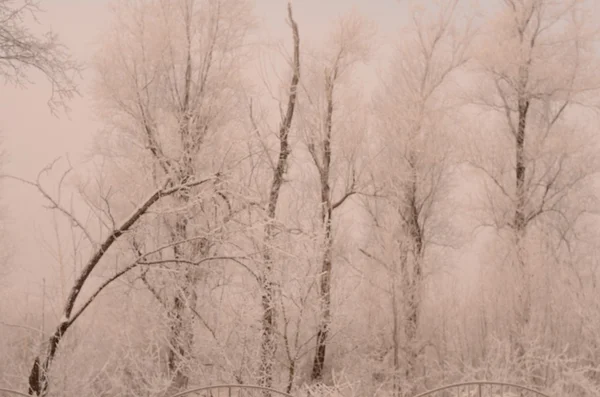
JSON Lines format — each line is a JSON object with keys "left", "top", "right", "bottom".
{"left": 0, "top": 0, "right": 405, "bottom": 296}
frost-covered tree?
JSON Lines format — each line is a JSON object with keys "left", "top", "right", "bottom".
{"left": 94, "top": 0, "right": 253, "bottom": 392}
{"left": 297, "top": 10, "right": 374, "bottom": 382}
{"left": 364, "top": 1, "right": 471, "bottom": 394}
{"left": 465, "top": 0, "right": 600, "bottom": 390}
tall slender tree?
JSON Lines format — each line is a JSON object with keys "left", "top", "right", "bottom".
{"left": 255, "top": 3, "right": 300, "bottom": 391}
{"left": 366, "top": 1, "right": 470, "bottom": 393}
{"left": 299, "top": 11, "right": 374, "bottom": 382}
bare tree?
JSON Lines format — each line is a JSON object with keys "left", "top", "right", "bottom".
{"left": 95, "top": 1, "right": 302, "bottom": 392}
{"left": 467, "top": 0, "right": 600, "bottom": 371}
{"left": 94, "top": 0, "right": 252, "bottom": 391}
{"left": 364, "top": 1, "right": 470, "bottom": 394}
{"left": 254, "top": 3, "right": 300, "bottom": 391}
{"left": 297, "top": 10, "right": 374, "bottom": 382}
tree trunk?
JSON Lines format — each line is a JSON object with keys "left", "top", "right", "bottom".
{"left": 166, "top": 215, "right": 195, "bottom": 391}
{"left": 311, "top": 69, "right": 335, "bottom": 383}
{"left": 311, "top": 214, "right": 332, "bottom": 382}
{"left": 28, "top": 322, "right": 68, "bottom": 396}
{"left": 513, "top": 63, "right": 531, "bottom": 363}
{"left": 258, "top": 4, "right": 300, "bottom": 393}
{"left": 403, "top": 155, "right": 424, "bottom": 396}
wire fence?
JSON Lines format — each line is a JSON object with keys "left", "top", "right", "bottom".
{"left": 168, "top": 384, "right": 296, "bottom": 397}
{"left": 0, "top": 381, "right": 552, "bottom": 397}
{"left": 412, "top": 381, "right": 551, "bottom": 397}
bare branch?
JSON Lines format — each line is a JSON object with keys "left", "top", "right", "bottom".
{"left": 0, "top": 0, "right": 81, "bottom": 113}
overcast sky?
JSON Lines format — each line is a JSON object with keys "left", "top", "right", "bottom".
{"left": 0, "top": 0, "right": 406, "bottom": 297}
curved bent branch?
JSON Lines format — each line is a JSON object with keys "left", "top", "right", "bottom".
{"left": 27, "top": 174, "right": 216, "bottom": 396}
